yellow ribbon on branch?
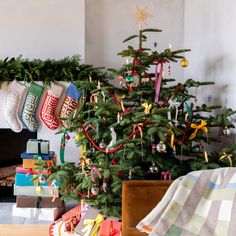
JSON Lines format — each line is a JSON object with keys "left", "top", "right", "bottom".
{"left": 189, "top": 120, "right": 208, "bottom": 140}
{"left": 219, "top": 152, "right": 233, "bottom": 167}
{"left": 81, "top": 213, "right": 104, "bottom": 236}
{"left": 142, "top": 102, "right": 152, "bottom": 114}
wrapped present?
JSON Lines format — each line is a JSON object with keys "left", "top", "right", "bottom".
{"left": 16, "top": 196, "right": 64, "bottom": 208}
{"left": 15, "top": 172, "right": 59, "bottom": 187}
{"left": 75, "top": 208, "right": 104, "bottom": 236}
{"left": 20, "top": 151, "right": 55, "bottom": 160}
{"left": 62, "top": 205, "right": 81, "bottom": 222}
{"left": 14, "top": 185, "right": 59, "bottom": 198}
{"left": 26, "top": 139, "right": 50, "bottom": 154}
{"left": 12, "top": 203, "right": 64, "bottom": 221}
{"left": 98, "top": 220, "right": 122, "bottom": 236}
{"left": 16, "top": 166, "right": 51, "bottom": 175}
{"left": 22, "top": 157, "right": 55, "bottom": 169}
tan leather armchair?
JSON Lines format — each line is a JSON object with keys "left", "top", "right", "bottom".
{"left": 122, "top": 180, "right": 172, "bottom": 236}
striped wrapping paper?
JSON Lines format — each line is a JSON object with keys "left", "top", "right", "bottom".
{"left": 137, "top": 167, "right": 236, "bottom": 236}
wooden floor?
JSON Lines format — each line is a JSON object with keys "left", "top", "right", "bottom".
{"left": 0, "top": 224, "right": 50, "bottom": 236}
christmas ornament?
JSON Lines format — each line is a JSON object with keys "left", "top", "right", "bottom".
{"left": 192, "top": 145, "right": 200, "bottom": 153}
{"left": 21, "top": 82, "right": 44, "bottom": 132}
{"left": 91, "top": 186, "right": 99, "bottom": 195}
{"left": 101, "top": 181, "right": 107, "bottom": 192}
{"left": 128, "top": 169, "right": 132, "bottom": 180}
{"left": 59, "top": 83, "right": 82, "bottom": 127}
{"left": 222, "top": 127, "right": 230, "bottom": 136}
{"left": 156, "top": 141, "right": 166, "bottom": 153}
{"left": 4, "top": 80, "right": 27, "bottom": 133}
{"left": 40, "top": 84, "right": 64, "bottom": 130}
{"left": 180, "top": 58, "right": 189, "bottom": 68}
{"left": 134, "top": 5, "right": 151, "bottom": 30}
{"left": 207, "top": 94, "right": 212, "bottom": 102}
{"left": 149, "top": 163, "right": 159, "bottom": 174}
{"left": 38, "top": 174, "right": 46, "bottom": 184}
{"left": 167, "top": 97, "right": 181, "bottom": 126}
{"left": 125, "top": 74, "right": 134, "bottom": 84}
{"left": 161, "top": 171, "right": 171, "bottom": 180}
{"left": 106, "top": 127, "right": 117, "bottom": 150}
{"left": 152, "top": 143, "right": 156, "bottom": 154}
{"left": 99, "top": 139, "right": 107, "bottom": 149}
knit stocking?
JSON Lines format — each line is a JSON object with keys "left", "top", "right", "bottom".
{"left": 40, "top": 84, "right": 63, "bottom": 130}
{"left": 21, "top": 83, "right": 44, "bottom": 132}
{"left": 59, "top": 83, "right": 82, "bottom": 127}
{"left": 4, "top": 80, "right": 27, "bottom": 133}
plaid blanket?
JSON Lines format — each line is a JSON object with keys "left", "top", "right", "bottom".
{"left": 136, "top": 168, "right": 236, "bottom": 236}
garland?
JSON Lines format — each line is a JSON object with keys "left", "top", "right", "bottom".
{"left": 0, "top": 55, "right": 105, "bottom": 86}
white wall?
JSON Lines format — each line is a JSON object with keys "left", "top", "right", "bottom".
{"left": 85, "top": 0, "right": 185, "bottom": 83}
{"left": 184, "top": 0, "right": 236, "bottom": 145}
{"left": 0, "top": 0, "right": 85, "bottom": 164}
{"left": 0, "top": 0, "right": 85, "bottom": 60}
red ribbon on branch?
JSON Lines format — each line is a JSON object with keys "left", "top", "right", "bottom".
{"left": 82, "top": 121, "right": 148, "bottom": 153}
{"left": 89, "top": 167, "right": 102, "bottom": 182}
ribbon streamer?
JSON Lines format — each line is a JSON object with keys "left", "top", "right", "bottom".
{"left": 154, "top": 61, "right": 164, "bottom": 104}
{"left": 167, "top": 97, "right": 181, "bottom": 126}
{"left": 90, "top": 167, "right": 102, "bottom": 182}
{"left": 219, "top": 152, "right": 233, "bottom": 167}
{"left": 132, "top": 123, "right": 143, "bottom": 139}
{"left": 167, "top": 129, "right": 175, "bottom": 149}
{"left": 189, "top": 120, "right": 208, "bottom": 140}
{"left": 81, "top": 213, "right": 104, "bottom": 236}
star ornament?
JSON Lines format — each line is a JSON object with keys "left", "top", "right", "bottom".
{"left": 134, "top": 6, "right": 151, "bottom": 30}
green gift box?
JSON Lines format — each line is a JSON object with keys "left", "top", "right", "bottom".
{"left": 26, "top": 139, "right": 50, "bottom": 154}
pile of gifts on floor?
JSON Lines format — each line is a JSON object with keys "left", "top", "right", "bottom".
{"left": 50, "top": 201, "right": 122, "bottom": 236}
{"left": 13, "top": 139, "right": 63, "bottom": 221}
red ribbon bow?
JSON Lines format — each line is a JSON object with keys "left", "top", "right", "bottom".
{"left": 161, "top": 171, "right": 171, "bottom": 180}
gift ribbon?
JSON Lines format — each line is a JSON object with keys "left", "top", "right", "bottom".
{"left": 141, "top": 102, "right": 152, "bottom": 114}
{"left": 132, "top": 123, "right": 143, "bottom": 139}
{"left": 189, "top": 120, "right": 208, "bottom": 140}
{"left": 167, "top": 97, "right": 181, "bottom": 125}
{"left": 184, "top": 102, "right": 193, "bottom": 120}
{"left": 161, "top": 172, "right": 171, "bottom": 180}
{"left": 33, "top": 154, "right": 42, "bottom": 161}
{"left": 109, "top": 221, "right": 118, "bottom": 236}
{"left": 154, "top": 61, "right": 164, "bottom": 104}
{"left": 90, "top": 167, "right": 102, "bottom": 182}
{"left": 219, "top": 152, "right": 233, "bottom": 167}
{"left": 81, "top": 213, "right": 104, "bottom": 236}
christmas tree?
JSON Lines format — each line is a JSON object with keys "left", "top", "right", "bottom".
{"left": 36, "top": 7, "right": 236, "bottom": 217}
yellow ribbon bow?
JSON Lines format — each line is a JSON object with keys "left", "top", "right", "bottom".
{"left": 219, "top": 152, "right": 233, "bottom": 167}
{"left": 189, "top": 120, "right": 208, "bottom": 140}
{"left": 81, "top": 213, "right": 104, "bottom": 236}
{"left": 142, "top": 102, "right": 152, "bottom": 114}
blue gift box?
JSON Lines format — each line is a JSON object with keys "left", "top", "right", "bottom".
{"left": 15, "top": 172, "right": 60, "bottom": 187}
{"left": 20, "top": 151, "right": 55, "bottom": 160}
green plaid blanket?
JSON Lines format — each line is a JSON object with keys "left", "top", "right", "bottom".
{"left": 137, "top": 168, "right": 236, "bottom": 236}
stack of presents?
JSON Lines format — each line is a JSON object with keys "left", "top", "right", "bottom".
{"left": 50, "top": 201, "right": 122, "bottom": 236}
{"left": 13, "top": 139, "right": 64, "bottom": 221}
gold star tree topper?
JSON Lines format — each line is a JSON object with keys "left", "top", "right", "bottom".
{"left": 134, "top": 6, "right": 151, "bottom": 30}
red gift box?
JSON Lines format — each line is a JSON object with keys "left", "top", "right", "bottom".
{"left": 98, "top": 220, "right": 122, "bottom": 236}
{"left": 16, "top": 166, "right": 51, "bottom": 175}
{"left": 62, "top": 205, "right": 81, "bottom": 222}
